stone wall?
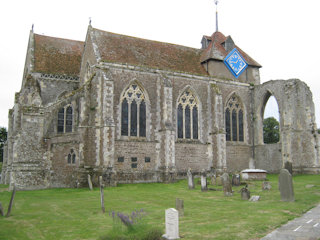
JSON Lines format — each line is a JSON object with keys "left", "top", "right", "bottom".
{"left": 255, "top": 143, "right": 282, "bottom": 173}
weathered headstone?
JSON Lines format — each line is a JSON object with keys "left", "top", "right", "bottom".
{"left": 88, "top": 174, "right": 93, "bottom": 190}
{"left": 6, "top": 185, "right": 16, "bottom": 217}
{"left": 99, "top": 176, "right": 105, "bottom": 213}
{"left": 0, "top": 202, "right": 4, "bottom": 216}
{"left": 210, "top": 175, "right": 216, "bottom": 185}
{"left": 232, "top": 174, "right": 241, "bottom": 186}
{"left": 240, "top": 186, "right": 250, "bottom": 200}
{"left": 216, "top": 176, "right": 222, "bottom": 186}
{"left": 221, "top": 173, "right": 232, "bottom": 196}
{"left": 262, "top": 181, "right": 272, "bottom": 190}
{"left": 175, "top": 198, "right": 184, "bottom": 217}
{"left": 187, "top": 168, "right": 194, "bottom": 189}
{"left": 249, "top": 195, "right": 260, "bottom": 202}
{"left": 284, "top": 161, "right": 293, "bottom": 175}
{"left": 201, "top": 169, "right": 207, "bottom": 192}
{"left": 279, "top": 169, "right": 295, "bottom": 202}
{"left": 162, "top": 208, "right": 179, "bottom": 240}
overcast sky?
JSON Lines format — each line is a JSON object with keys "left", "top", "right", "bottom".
{"left": 1, "top": 0, "right": 319, "bottom": 128}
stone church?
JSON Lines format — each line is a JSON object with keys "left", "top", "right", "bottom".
{"left": 1, "top": 23, "right": 320, "bottom": 190}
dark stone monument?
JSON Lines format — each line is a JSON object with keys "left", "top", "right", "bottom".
{"left": 279, "top": 169, "right": 295, "bottom": 202}
{"left": 284, "top": 161, "right": 293, "bottom": 175}
{"left": 187, "top": 168, "right": 194, "bottom": 189}
{"left": 221, "top": 173, "right": 232, "bottom": 196}
{"left": 175, "top": 198, "right": 184, "bottom": 217}
{"left": 240, "top": 185, "right": 250, "bottom": 200}
{"left": 201, "top": 169, "right": 207, "bottom": 192}
{"left": 232, "top": 174, "right": 241, "bottom": 186}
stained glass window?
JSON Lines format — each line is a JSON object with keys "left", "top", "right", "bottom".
{"left": 120, "top": 83, "right": 147, "bottom": 138}
{"left": 239, "top": 110, "right": 244, "bottom": 142}
{"left": 225, "top": 94, "right": 244, "bottom": 142}
{"left": 58, "top": 108, "right": 64, "bottom": 133}
{"left": 177, "top": 89, "right": 199, "bottom": 140}
{"left": 225, "top": 108, "right": 231, "bottom": 141}
{"left": 58, "top": 106, "right": 73, "bottom": 134}
{"left": 65, "top": 106, "right": 73, "bottom": 133}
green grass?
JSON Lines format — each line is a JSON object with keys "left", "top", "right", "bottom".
{"left": 0, "top": 174, "right": 320, "bottom": 240}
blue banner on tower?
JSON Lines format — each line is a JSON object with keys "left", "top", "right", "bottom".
{"left": 224, "top": 48, "right": 248, "bottom": 78}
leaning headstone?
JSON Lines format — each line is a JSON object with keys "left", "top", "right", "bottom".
{"left": 262, "top": 181, "right": 272, "bottom": 190}
{"left": 279, "top": 169, "right": 295, "bottom": 202}
{"left": 240, "top": 186, "right": 250, "bottom": 200}
{"left": 175, "top": 198, "right": 184, "bottom": 217}
{"left": 284, "top": 161, "right": 293, "bottom": 175}
{"left": 232, "top": 174, "right": 241, "bottom": 186}
{"left": 162, "top": 208, "right": 179, "bottom": 240}
{"left": 221, "top": 173, "right": 232, "bottom": 196}
{"left": 88, "top": 174, "right": 93, "bottom": 190}
{"left": 0, "top": 202, "right": 4, "bottom": 216}
{"left": 187, "top": 168, "right": 194, "bottom": 189}
{"left": 6, "top": 185, "right": 16, "bottom": 217}
{"left": 201, "top": 169, "right": 207, "bottom": 192}
{"left": 249, "top": 195, "right": 260, "bottom": 202}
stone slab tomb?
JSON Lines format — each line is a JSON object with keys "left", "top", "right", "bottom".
{"left": 241, "top": 169, "right": 267, "bottom": 181}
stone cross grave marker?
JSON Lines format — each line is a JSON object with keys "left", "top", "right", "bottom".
{"left": 162, "top": 208, "right": 180, "bottom": 240}
{"left": 201, "top": 169, "right": 207, "bottom": 191}
{"left": 187, "top": 168, "right": 194, "bottom": 189}
{"left": 279, "top": 169, "right": 295, "bottom": 202}
{"left": 221, "top": 173, "right": 232, "bottom": 196}
{"left": 175, "top": 198, "right": 184, "bottom": 217}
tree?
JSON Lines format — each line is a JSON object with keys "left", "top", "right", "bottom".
{"left": 263, "top": 117, "right": 279, "bottom": 144}
{"left": 0, "top": 127, "right": 7, "bottom": 162}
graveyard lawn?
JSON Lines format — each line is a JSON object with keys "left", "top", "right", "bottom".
{"left": 0, "top": 174, "right": 320, "bottom": 240}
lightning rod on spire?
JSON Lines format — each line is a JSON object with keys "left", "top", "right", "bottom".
{"left": 215, "top": 0, "right": 219, "bottom": 32}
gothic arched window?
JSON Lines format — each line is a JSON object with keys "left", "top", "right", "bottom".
{"left": 225, "top": 94, "right": 244, "bottom": 142}
{"left": 120, "top": 83, "right": 147, "bottom": 137}
{"left": 57, "top": 105, "right": 73, "bottom": 133}
{"left": 67, "top": 149, "right": 76, "bottom": 164}
{"left": 177, "top": 89, "right": 199, "bottom": 140}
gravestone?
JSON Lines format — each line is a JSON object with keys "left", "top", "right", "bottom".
{"left": 187, "top": 168, "right": 194, "bottom": 189}
{"left": 284, "top": 161, "right": 293, "bottom": 175}
{"left": 279, "top": 169, "right": 295, "bottom": 202}
{"left": 221, "top": 173, "right": 232, "bottom": 196}
{"left": 216, "top": 176, "right": 222, "bottom": 186}
{"left": 0, "top": 202, "right": 4, "bottom": 216}
{"left": 240, "top": 186, "right": 250, "bottom": 200}
{"left": 201, "top": 169, "right": 207, "bottom": 192}
{"left": 99, "top": 176, "right": 105, "bottom": 213}
{"left": 262, "top": 181, "right": 272, "bottom": 190}
{"left": 162, "top": 208, "right": 180, "bottom": 240}
{"left": 232, "top": 174, "right": 241, "bottom": 186}
{"left": 210, "top": 175, "right": 216, "bottom": 185}
{"left": 88, "top": 174, "right": 93, "bottom": 190}
{"left": 175, "top": 198, "right": 184, "bottom": 217}
{"left": 249, "top": 195, "right": 260, "bottom": 202}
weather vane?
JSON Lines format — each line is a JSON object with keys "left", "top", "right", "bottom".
{"left": 215, "top": 0, "right": 219, "bottom": 32}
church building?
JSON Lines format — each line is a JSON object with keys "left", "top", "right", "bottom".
{"left": 1, "top": 21, "right": 319, "bottom": 189}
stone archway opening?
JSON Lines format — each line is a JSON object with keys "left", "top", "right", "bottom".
{"left": 262, "top": 94, "right": 280, "bottom": 144}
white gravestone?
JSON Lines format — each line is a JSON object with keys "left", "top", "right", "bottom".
{"left": 163, "top": 208, "right": 180, "bottom": 240}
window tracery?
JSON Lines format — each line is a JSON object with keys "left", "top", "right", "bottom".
{"left": 177, "top": 89, "right": 199, "bottom": 140}
{"left": 57, "top": 105, "right": 73, "bottom": 133}
{"left": 67, "top": 149, "right": 76, "bottom": 164}
{"left": 120, "top": 83, "right": 146, "bottom": 137}
{"left": 225, "top": 94, "right": 244, "bottom": 142}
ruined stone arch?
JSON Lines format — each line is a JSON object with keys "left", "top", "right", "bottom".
{"left": 175, "top": 86, "right": 202, "bottom": 141}
{"left": 118, "top": 80, "right": 151, "bottom": 140}
{"left": 224, "top": 92, "right": 246, "bottom": 143}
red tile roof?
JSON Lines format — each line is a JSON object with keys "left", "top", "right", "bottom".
{"left": 92, "top": 28, "right": 208, "bottom": 75}
{"left": 200, "top": 31, "right": 261, "bottom": 67}
{"left": 33, "top": 34, "right": 84, "bottom": 76}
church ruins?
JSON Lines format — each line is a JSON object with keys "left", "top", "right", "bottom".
{"left": 1, "top": 21, "right": 320, "bottom": 189}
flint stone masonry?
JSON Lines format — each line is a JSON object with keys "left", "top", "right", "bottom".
{"left": 2, "top": 23, "right": 320, "bottom": 190}
{"left": 279, "top": 169, "right": 295, "bottom": 202}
